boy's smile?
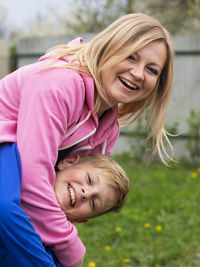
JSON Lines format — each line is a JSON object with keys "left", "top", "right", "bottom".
{"left": 54, "top": 155, "right": 116, "bottom": 222}
{"left": 68, "top": 183, "right": 76, "bottom": 207}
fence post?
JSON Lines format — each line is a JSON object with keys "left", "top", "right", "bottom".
{"left": 0, "top": 39, "right": 10, "bottom": 79}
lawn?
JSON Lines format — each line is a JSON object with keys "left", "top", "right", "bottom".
{"left": 75, "top": 153, "right": 200, "bottom": 267}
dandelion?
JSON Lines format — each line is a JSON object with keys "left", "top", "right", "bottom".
{"left": 191, "top": 172, "right": 197, "bottom": 178}
{"left": 156, "top": 225, "right": 162, "bottom": 232}
{"left": 144, "top": 223, "right": 151, "bottom": 228}
{"left": 197, "top": 167, "right": 200, "bottom": 173}
{"left": 115, "top": 227, "right": 122, "bottom": 232}
{"left": 105, "top": 246, "right": 111, "bottom": 251}
{"left": 88, "top": 262, "right": 96, "bottom": 267}
{"left": 123, "top": 258, "right": 131, "bottom": 263}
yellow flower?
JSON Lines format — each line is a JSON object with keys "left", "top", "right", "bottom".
{"left": 197, "top": 167, "right": 200, "bottom": 173}
{"left": 115, "top": 227, "right": 122, "bottom": 232}
{"left": 105, "top": 246, "right": 111, "bottom": 251}
{"left": 88, "top": 262, "right": 96, "bottom": 267}
{"left": 191, "top": 172, "right": 197, "bottom": 178}
{"left": 123, "top": 258, "right": 131, "bottom": 263}
{"left": 144, "top": 223, "right": 151, "bottom": 228}
{"left": 156, "top": 225, "right": 162, "bottom": 232}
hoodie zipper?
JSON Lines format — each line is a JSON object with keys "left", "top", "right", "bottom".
{"left": 64, "top": 111, "right": 92, "bottom": 138}
{"left": 59, "top": 128, "right": 97, "bottom": 151}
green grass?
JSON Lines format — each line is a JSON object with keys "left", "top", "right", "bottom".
{"left": 75, "top": 153, "right": 200, "bottom": 267}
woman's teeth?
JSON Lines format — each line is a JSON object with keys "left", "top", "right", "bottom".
{"left": 68, "top": 184, "right": 75, "bottom": 207}
{"left": 119, "top": 77, "right": 138, "bottom": 90}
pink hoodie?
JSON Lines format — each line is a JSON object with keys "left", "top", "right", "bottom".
{"left": 0, "top": 38, "right": 119, "bottom": 266}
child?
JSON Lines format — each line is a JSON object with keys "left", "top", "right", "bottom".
{"left": 54, "top": 153, "right": 129, "bottom": 223}
{"left": 0, "top": 143, "right": 129, "bottom": 267}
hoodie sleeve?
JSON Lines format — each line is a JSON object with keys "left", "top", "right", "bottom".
{"left": 16, "top": 64, "right": 86, "bottom": 267}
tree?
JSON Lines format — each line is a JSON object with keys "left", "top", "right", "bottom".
{"left": 8, "top": 0, "right": 200, "bottom": 38}
{"left": 141, "top": 0, "right": 200, "bottom": 34}
{"left": 55, "top": 0, "right": 136, "bottom": 34}
{"left": 55, "top": 0, "right": 200, "bottom": 35}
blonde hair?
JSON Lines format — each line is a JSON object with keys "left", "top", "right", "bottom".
{"left": 47, "top": 13, "right": 174, "bottom": 163}
{"left": 76, "top": 153, "right": 130, "bottom": 216}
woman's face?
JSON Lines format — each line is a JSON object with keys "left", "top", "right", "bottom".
{"left": 101, "top": 40, "right": 167, "bottom": 107}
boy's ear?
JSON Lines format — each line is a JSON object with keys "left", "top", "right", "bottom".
{"left": 57, "top": 154, "right": 80, "bottom": 171}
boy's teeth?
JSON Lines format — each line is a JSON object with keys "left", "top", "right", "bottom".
{"left": 68, "top": 185, "right": 75, "bottom": 206}
{"left": 119, "top": 77, "right": 138, "bottom": 90}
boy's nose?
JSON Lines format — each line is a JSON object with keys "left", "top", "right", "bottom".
{"left": 81, "top": 188, "right": 91, "bottom": 202}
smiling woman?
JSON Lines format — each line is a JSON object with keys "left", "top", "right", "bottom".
{"left": 48, "top": 13, "right": 174, "bottom": 163}
{"left": 0, "top": 12, "right": 174, "bottom": 267}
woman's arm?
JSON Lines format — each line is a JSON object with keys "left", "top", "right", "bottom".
{"left": 16, "top": 65, "right": 85, "bottom": 266}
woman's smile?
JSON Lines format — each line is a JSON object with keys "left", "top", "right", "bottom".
{"left": 118, "top": 76, "right": 139, "bottom": 91}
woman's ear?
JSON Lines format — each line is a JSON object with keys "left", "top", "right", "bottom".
{"left": 57, "top": 154, "right": 80, "bottom": 171}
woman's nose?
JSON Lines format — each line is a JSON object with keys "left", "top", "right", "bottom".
{"left": 130, "top": 66, "right": 144, "bottom": 81}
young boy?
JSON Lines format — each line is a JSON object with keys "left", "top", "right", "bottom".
{"left": 54, "top": 153, "right": 129, "bottom": 223}
{"left": 0, "top": 143, "right": 129, "bottom": 267}
{"left": 51, "top": 152, "right": 130, "bottom": 267}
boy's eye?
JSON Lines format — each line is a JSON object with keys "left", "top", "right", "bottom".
{"left": 91, "top": 198, "right": 95, "bottom": 210}
{"left": 87, "top": 173, "right": 92, "bottom": 184}
{"left": 147, "top": 66, "right": 159, "bottom": 75}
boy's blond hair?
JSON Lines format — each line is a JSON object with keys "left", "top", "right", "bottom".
{"left": 75, "top": 153, "right": 129, "bottom": 217}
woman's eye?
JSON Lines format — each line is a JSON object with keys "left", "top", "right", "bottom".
{"left": 128, "top": 55, "right": 136, "bottom": 62}
{"left": 147, "top": 67, "right": 158, "bottom": 75}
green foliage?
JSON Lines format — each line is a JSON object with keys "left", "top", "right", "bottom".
{"left": 76, "top": 154, "right": 200, "bottom": 267}
{"left": 6, "top": 0, "right": 199, "bottom": 38}
{"left": 123, "top": 117, "right": 178, "bottom": 164}
{"left": 142, "top": 0, "right": 200, "bottom": 35}
{"left": 125, "top": 117, "right": 152, "bottom": 163}
{"left": 57, "top": 0, "right": 128, "bottom": 34}
{"left": 56, "top": 0, "right": 200, "bottom": 35}
{"left": 185, "top": 109, "right": 200, "bottom": 166}
{"left": 165, "top": 122, "right": 179, "bottom": 136}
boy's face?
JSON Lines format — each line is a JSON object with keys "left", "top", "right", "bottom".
{"left": 54, "top": 154, "right": 116, "bottom": 222}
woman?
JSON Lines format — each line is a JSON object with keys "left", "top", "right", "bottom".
{"left": 0, "top": 13, "right": 174, "bottom": 267}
